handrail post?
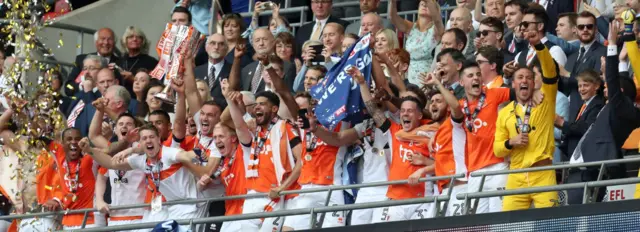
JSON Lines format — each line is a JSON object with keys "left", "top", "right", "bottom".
{"left": 462, "top": 194, "right": 470, "bottom": 216}
{"left": 592, "top": 163, "right": 607, "bottom": 202}
{"left": 309, "top": 208, "right": 317, "bottom": 229}
{"left": 469, "top": 174, "right": 486, "bottom": 215}
{"left": 317, "top": 188, "right": 333, "bottom": 228}
{"left": 582, "top": 182, "right": 591, "bottom": 204}
{"left": 80, "top": 211, "right": 89, "bottom": 228}
{"left": 438, "top": 176, "right": 456, "bottom": 216}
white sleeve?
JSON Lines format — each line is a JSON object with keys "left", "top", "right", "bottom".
{"left": 549, "top": 46, "right": 567, "bottom": 67}
{"left": 207, "top": 142, "right": 222, "bottom": 158}
{"left": 194, "top": 111, "right": 202, "bottom": 132}
{"left": 127, "top": 154, "right": 146, "bottom": 170}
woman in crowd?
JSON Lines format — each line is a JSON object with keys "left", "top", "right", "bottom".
{"left": 221, "top": 13, "right": 254, "bottom": 68}
{"left": 274, "top": 32, "right": 302, "bottom": 74}
{"left": 140, "top": 81, "right": 175, "bottom": 122}
{"left": 132, "top": 69, "right": 150, "bottom": 100}
{"left": 389, "top": 0, "right": 443, "bottom": 86}
{"left": 116, "top": 26, "right": 158, "bottom": 91}
{"left": 374, "top": 28, "right": 399, "bottom": 54}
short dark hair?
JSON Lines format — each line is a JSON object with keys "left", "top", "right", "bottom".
{"left": 477, "top": 46, "right": 504, "bottom": 71}
{"left": 221, "top": 13, "right": 247, "bottom": 36}
{"left": 405, "top": 84, "right": 428, "bottom": 108}
{"left": 148, "top": 110, "right": 171, "bottom": 123}
{"left": 460, "top": 60, "right": 480, "bottom": 76}
{"left": 268, "top": 55, "right": 284, "bottom": 68}
{"left": 307, "top": 65, "right": 328, "bottom": 77}
{"left": 444, "top": 28, "right": 468, "bottom": 51}
{"left": 558, "top": 12, "right": 578, "bottom": 27}
{"left": 400, "top": 96, "right": 425, "bottom": 112}
{"left": 139, "top": 123, "right": 160, "bottom": 136}
{"left": 294, "top": 91, "right": 312, "bottom": 102}
{"left": 480, "top": 17, "right": 504, "bottom": 39}
{"left": 172, "top": 6, "right": 192, "bottom": 23}
{"left": 505, "top": 0, "right": 528, "bottom": 13}
{"left": 255, "top": 91, "right": 280, "bottom": 107}
{"left": 275, "top": 32, "right": 297, "bottom": 58}
{"left": 61, "top": 127, "right": 80, "bottom": 141}
{"left": 437, "top": 48, "right": 465, "bottom": 64}
{"left": 577, "top": 11, "right": 597, "bottom": 25}
{"left": 202, "top": 100, "right": 222, "bottom": 111}
{"left": 524, "top": 4, "right": 549, "bottom": 32}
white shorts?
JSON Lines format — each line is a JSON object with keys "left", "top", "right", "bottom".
{"left": 281, "top": 184, "right": 345, "bottom": 230}
{"left": 19, "top": 217, "right": 57, "bottom": 232}
{"left": 108, "top": 218, "right": 147, "bottom": 232}
{"left": 94, "top": 211, "right": 107, "bottom": 227}
{"left": 440, "top": 184, "right": 468, "bottom": 216}
{"left": 371, "top": 200, "right": 435, "bottom": 223}
{"left": 351, "top": 190, "right": 387, "bottom": 226}
{"left": 239, "top": 190, "right": 284, "bottom": 232}
{"left": 220, "top": 220, "right": 243, "bottom": 232}
{"left": 468, "top": 162, "right": 508, "bottom": 214}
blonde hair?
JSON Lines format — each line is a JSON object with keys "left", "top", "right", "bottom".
{"left": 120, "top": 26, "right": 150, "bottom": 55}
{"left": 375, "top": 29, "right": 399, "bottom": 51}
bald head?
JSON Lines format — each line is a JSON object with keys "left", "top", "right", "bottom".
{"left": 96, "top": 68, "right": 117, "bottom": 95}
{"left": 206, "top": 33, "right": 228, "bottom": 61}
{"left": 361, "top": 13, "right": 383, "bottom": 36}
{"left": 450, "top": 7, "right": 473, "bottom": 33}
{"left": 253, "top": 28, "right": 275, "bottom": 55}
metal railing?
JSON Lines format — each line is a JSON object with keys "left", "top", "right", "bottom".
{"left": 3, "top": 157, "right": 639, "bottom": 231}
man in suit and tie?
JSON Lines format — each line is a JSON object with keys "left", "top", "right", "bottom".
{"left": 435, "top": 48, "right": 466, "bottom": 99}
{"left": 194, "top": 33, "right": 231, "bottom": 109}
{"left": 66, "top": 28, "right": 120, "bottom": 97}
{"left": 560, "top": 11, "right": 607, "bottom": 141}
{"left": 565, "top": 30, "right": 640, "bottom": 205}
{"left": 241, "top": 28, "right": 296, "bottom": 93}
{"left": 503, "top": 0, "right": 529, "bottom": 63}
{"left": 294, "top": 0, "right": 349, "bottom": 57}
{"left": 345, "top": 0, "right": 394, "bottom": 36}
{"left": 555, "top": 70, "right": 605, "bottom": 159}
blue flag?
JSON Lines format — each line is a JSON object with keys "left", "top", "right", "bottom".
{"left": 311, "top": 33, "right": 373, "bottom": 129}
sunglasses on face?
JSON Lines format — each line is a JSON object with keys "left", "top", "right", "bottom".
{"left": 479, "top": 30, "right": 496, "bottom": 37}
{"left": 519, "top": 21, "right": 541, "bottom": 29}
{"left": 577, "top": 24, "right": 595, "bottom": 31}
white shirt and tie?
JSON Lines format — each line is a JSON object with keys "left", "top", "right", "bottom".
{"left": 310, "top": 17, "right": 329, "bottom": 41}
{"left": 515, "top": 37, "right": 568, "bottom": 67}
{"left": 207, "top": 60, "right": 224, "bottom": 88}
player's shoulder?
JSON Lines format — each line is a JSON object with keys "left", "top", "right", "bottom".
{"left": 497, "top": 101, "right": 515, "bottom": 117}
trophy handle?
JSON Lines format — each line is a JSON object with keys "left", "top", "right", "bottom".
{"left": 154, "top": 84, "right": 177, "bottom": 105}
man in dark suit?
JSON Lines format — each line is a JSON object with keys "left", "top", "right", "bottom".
{"left": 66, "top": 28, "right": 121, "bottom": 97}
{"left": 565, "top": 33, "right": 640, "bottom": 205}
{"left": 559, "top": 11, "right": 607, "bottom": 142}
{"left": 241, "top": 28, "right": 296, "bottom": 93}
{"left": 537, "top": 0, "right": 574, "bottom": 35}
{"left": 294, "top": 0, "right": 349, "bottom": 57}
{"left": 503, "top": 0, "right": 529, "bottom": 63}
{"left": 194, "top": 34, "right": 232, "bottom": 109}
{"left": 555, "top": 70, "right": 605, "bottom": 159}
{"left": 66, "top": 68, "right": 138, "bottom": 137}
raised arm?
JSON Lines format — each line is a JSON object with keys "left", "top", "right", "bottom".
{"left": 607, "top": 22, "right": 640, "bottom": 121}
{"left": 88, "top": 99, "right": 110, "bottom": 149}
{"left": 265, "top": 56, "right": 299, "bottom": 119}
{"left": 427, "top": 0, "right": 445, "bottom": 41}
{"left": 305, "top": 111, "right": 360, "bottom": 147}
{"left": 183, "top": 49, "right": 203, "bottom": 116}
{"left": 474, "top": 0, "right": 486, "bottom": 22}
{"left": 378, "top": 52, "right": 406, "bottom": 92}
{"left": 171, "top": 78, "right": 187, "bottom": 139}
{"left": 425, "top": 73, "right": 463, "bottom": 119}
{"left": 81, "top": 138, "right": 132, "bottom": 170}
{"left": 389, "top": 0, "right": 413, "bottom": 33}
{"left": 349, "top": 67, "right": 387, "bottom": 128}
{"left": 225, "top": 90, "right": 253, "bottom": 144}
{"left": 228, "top": 43, "right": 246, "bottom": 91}
{"left": 372, "top": 52, "right": 393, "bottom": 96}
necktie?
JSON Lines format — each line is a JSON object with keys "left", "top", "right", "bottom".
{"left": 67, "top": 100, "right": 86, "bottom": 128}
{"left": 310, "top": 21, "right": 323, "bottom": 41}
{"left": 577, "top": 47, "right": 586, "bottom": 63}
{"left": 208, "top": 65, "right": 216, "bottom": 88}
{"left": 576, "top": 103, "right": 587, "bottom": 120}
{"left": 525, "top": 48, "right": 535, "bottom": 65}
{"left": 251, "top": 64, "right": 264, "bottom": 93}
{"left": 508, "top": 39, "right": 515, "bottom": 53}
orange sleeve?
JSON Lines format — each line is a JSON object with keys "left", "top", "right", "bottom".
{"left": 490, "top": 87, "right": 511, "bottom": 103}
{"left": 98, "top": 166, "right": 108, "bottom": 176}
